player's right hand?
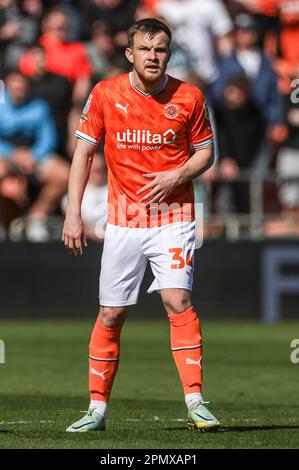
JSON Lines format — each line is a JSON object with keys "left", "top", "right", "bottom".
{"left": 62, "top": 213, "right": 87, "bottom": 256}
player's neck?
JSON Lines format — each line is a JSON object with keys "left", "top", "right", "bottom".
{"left": 132, "top": 70, "right": 166, "bottom": 95}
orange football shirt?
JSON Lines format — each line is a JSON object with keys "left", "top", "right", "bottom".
{"left": 75, "top": 72, "right": 213, "bottom": 228}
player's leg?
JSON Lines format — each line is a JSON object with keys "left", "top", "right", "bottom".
{"left": 146, "top": 221, "right": 219, "bottom": 431}
{"left": 67, "top": 305, "right": 128, "bottom": 432}
{"left": 88, "top": 306, "right": 128, "bottom": 420}
{"left": 161, "top": 288, "right": 201, "bottom": 397}
{"left": 161, "top": 288, "right": 219, "bottom": 431}
{"left": 67, "top": 223, "right": 147, "bottom": 432}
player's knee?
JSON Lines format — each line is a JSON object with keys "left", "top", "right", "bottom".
{"left": 163, "top": 292, "right": 192, "bottom": 314}
{"left": 98, "top": 306, "right": 127, "bottom": 327}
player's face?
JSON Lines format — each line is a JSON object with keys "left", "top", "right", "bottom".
{"left": 125, "top": 31, "right": 170, "bottom": 84}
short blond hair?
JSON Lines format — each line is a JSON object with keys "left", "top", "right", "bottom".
{"left": 128, "top": 18, "right": 172, "bottom": 49}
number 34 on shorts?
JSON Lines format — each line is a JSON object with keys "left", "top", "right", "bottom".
{"left": 169, "top": 247, "right": 193, "bottom": 269}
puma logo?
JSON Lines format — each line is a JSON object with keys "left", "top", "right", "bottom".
{"left": 186, "top": 358, "right": 201, "bottom": 367}
{"left": 90, "top": 368, "right": 109, "bottom": 381}
{"left": 116, "top": 103, "right": 129, "bottom": 114}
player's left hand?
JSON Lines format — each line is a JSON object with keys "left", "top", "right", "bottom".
{"left": 137, "top": 169, "right": 182, "bottom": 205}
{"left": 62, "top": 213, "right": 87, "bottom": 256}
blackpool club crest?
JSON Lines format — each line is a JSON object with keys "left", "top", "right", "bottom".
{"left": 164, "top": 103, "right": 179, "bottom": 119}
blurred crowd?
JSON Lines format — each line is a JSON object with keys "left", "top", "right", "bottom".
{"left": 0, "top": 0, "right": 299, "bottom": 241}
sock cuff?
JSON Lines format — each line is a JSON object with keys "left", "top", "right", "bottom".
{"left": 95, "top": 320, "right": 122, "bottom": 340}
{"left": 168, "top": 306, "right": 197, "bottom": 326}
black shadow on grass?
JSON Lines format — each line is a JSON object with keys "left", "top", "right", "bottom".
{"left": 219, "top": 425, "right": 299, "bottom": 433}
{"left": 162, "top": 425, "right": 299, "bottom": 433}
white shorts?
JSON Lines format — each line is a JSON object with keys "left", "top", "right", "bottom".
{"left": 99, "top": 221, "right": 196, "bottom": 306}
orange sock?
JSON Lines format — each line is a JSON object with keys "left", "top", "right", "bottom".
{"left": 89, "top": 320, "right": 122, "bottom": 402}
{"left": 168, "top": 306, "right": 202, "bottom": 394}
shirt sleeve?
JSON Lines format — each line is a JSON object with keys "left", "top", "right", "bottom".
{"left": 74, "top": 84, "right": 105, "bottom": 145}
{"left": 187, "top": 88, "right": 214, "bottom": 150}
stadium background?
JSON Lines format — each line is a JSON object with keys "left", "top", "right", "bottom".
{"left": 0, "top": 0, "right": 299, "bottom": 449}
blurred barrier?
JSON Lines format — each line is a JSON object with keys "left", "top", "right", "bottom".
{"left": 0, "top": 173, "right": 298, "bottom": 243}
{"left": 0, "top": 240, "right": 298, "bottom": 321}
{"left": 196, "top": 172, "right": 299, "bottom": 240}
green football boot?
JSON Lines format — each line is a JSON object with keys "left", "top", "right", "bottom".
{"left": 66, "top": 408, "right": 106, "bottom": 432}
{"left": 187, "top": 401, "right": 220, "bottom": 432}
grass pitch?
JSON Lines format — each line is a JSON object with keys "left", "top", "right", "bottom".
{"left": 0, "top": 320, "right": 299, "bottom": 449}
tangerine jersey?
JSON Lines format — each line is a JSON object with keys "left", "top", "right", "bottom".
{"left": 75, "top": 72, "right": 213, "bottom": 227}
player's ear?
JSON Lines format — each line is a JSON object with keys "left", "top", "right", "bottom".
{"left": 125, "top": 47, "right": 134, "bottom": 64}
{"left": 168, "top": 49, "right": 172, "bottom": 62}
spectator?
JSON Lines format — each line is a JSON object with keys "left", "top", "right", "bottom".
{"left": 166, "top": 41, "right": 194, "bottom": 81}
{"left": 19, "top": 7, "right": 92, "bottom": 105}
{"left": 277, "top": 0, "right": 299, "bottom": 69}
{"left": 103, "top": 59, "right": 131, "bottom": 79}
{"left": 157, "top": 0, "right": 234, "bottom": 86}
{"left": 79, "top": 0, "right": 138, "bottom": 51}
{"left": 0, "top": 0, "right": 42, "bottom": 73}
{"left": 229, "top": 1, "right": 299, "bottom": 63}
{"left": 0, "top": 70, "right": 69, "bottom": 240}
{"left": 26, "top": 43, "right": 72, "bottom": 159}
{"left": 213, "top": 75, "right": 266, "bottom": 213}
{"left": 265, "top": 65, "right": 299, "bottom": 236}
{"left": 47, "top": 0, "right": 82, "bottom": 42}
{"left": 211, "top": 13, "right": 286, "bottom": 150}
{"left": 141, "top": 0, "right": 163, "bottom": 14}
{"left": 85, "top": 20, "right": 115, "bottom": 84}
{"left": 226, "top": 0, "right": 280, "bottom": 49}
{"left": 19, "top": 7, "right": 93, "bottom": 155}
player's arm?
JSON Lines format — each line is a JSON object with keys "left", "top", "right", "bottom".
{"left": 62, "top": 138, "right": 96, "bottom": 255}
{"left": 137, "top": 144, "right": 214, "bottom": 205}
{"left": 176, "top": 143, "right": 214, "bottom": 183}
